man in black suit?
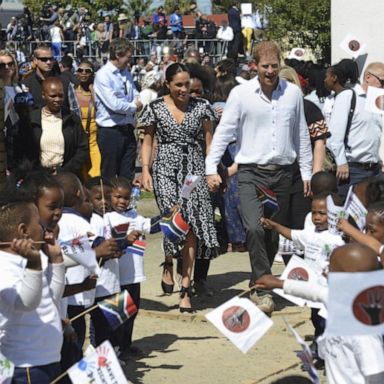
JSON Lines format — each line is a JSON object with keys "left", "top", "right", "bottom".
{"left": 227, "top": 0, "right": 244, "bottom": 60}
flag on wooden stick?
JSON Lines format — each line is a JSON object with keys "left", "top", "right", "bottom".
{"left": 98, "top": 290, "right": 137, "bottom": 330}
{"left": 160, "top": 207, "right": 190, "bottom": 242}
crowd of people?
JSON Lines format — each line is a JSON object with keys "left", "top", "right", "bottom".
{"left": 2, "top": 1, "right": 267, "bottom": 63}
{"left": 1, "top": 18, "right": 384, "bottom": 383}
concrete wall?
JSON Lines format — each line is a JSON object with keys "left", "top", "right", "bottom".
{"left": 332, "top": 0, "right": 384, "bottom": 75}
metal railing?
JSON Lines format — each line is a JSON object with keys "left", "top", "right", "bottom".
{"left": 8, "top": 38, "right": 229, "bottom": 63}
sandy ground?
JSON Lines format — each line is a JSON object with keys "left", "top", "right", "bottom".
{"left": 117, "top": 199, "right": 326, "bottom": 384}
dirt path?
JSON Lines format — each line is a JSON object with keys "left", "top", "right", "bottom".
{"left": 120, "top": 199, "right": 326, "bottom": 383}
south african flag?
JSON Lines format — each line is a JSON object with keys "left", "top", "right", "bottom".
{"left": 126, "top": 240, "right": 146, "bottom": 257}
{"left": 98, "top": 290, "right": 137, "bottom": 330}
{"left": 256, "top": 185, "right": 279, "bottom": 216}
{"left": 160, "top": 207, "right": 190, "bottom": 242}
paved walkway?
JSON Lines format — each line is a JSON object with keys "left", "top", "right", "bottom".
{"left": 121, "top": 199, "right": 326, "bottom": 383}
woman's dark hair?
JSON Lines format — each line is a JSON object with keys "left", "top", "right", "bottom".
{"left": 215, "top": 58, "right": 236, "bottom": 77}
{"left": 212, "top": 74, "right": 238, "bottom": 102}
{"left": 165, "top": 63, "right": 189, "bottom": 83}
{"left": 337, "top": 58, "right": 359, "bottom": 85}
{"left": 328, "top": 64, "right": 348, "bottom": 87}
{"left": 307, "top": 68, "right": 330, "bottom": 100}
{"left": 329, "top": 59, "right": 359, "bottom": 87}
{"left": 79, "top": 58, "right": 95, "bottom": 72}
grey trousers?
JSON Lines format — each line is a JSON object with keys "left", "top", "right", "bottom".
{"left": 238, "top": 164, "right": 293, "bottom": 286}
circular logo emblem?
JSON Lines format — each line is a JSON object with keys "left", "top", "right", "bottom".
{"left": 288, "top": 267, "right": 309, "bottom": 281}
{"left": 348, "top": 40, "right": 360, "bottom": 52}
{"left": 295, "top": 49, "right": 304, "bottom": 57}
{"left": 375, "top": 95, "right": 384, "bottom": 111}
{"left": 352, "top": 286, "right": 384, "bottom": 326}
{"left": 222, "top": 306, "right": 250, "bottom": 333}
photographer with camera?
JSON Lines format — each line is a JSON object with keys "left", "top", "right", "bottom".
{"left": 39, "top": 3, "right": 58, "bottom": 41}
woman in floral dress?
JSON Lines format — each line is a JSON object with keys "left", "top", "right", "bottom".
{"left": 140, "top": 63, "right": 219, "bottom": 312}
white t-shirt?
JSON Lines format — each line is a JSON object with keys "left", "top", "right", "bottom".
{"left": 105, "top": 210, "right": 151, "bottom": 286}
{"left": 291, "top": 228, "right": 344, "bottom": 271}
{"left": 90, "top": 213, "right": 120, "bottom": 298}
{"left": 0, "top": 251, "right": 64, "bottom": 367}
{"left": 50, "top": 26, "right": 62, "bottom": 43}
{"left": 283, "top": 280, "right": 384, "bottom": 384}
{"left": 59, "top": 211, "right": 96, "bottom": 307}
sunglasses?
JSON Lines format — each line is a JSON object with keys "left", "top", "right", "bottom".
{"left": 368, "top": 72, "right": 384, "bottom": 88}
{"left": 0, "top": 61, "right": 15, "bottom": 69}
{"left": 36, "top": 57, "right": 54, "bottom": 62}
{"left": 77, "top": 68, "right": 93, "bottom": 74}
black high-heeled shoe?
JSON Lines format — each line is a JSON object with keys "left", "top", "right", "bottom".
{"left": 179, "top": 286, "right": 194, "bottom": 313}
{"left": 160, "top": 261, "right": 174, "bottom": 295}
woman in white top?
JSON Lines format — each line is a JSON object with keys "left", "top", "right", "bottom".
{"left": 50, "top": 21, "right": 65, "bottom": 61}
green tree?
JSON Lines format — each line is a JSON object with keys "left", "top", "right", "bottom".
{"left": 22, "top": 0, "right": 124, "bottom": 23}
{"left": 121, "top": 0, "right": 154, "bottom": 20}
{"left": 257, "top": 0, "right": 331, "bottom": 62}
{"left": 163, "top": 0, "right": 192, "bottom": 16}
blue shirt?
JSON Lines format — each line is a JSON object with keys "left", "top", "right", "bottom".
{"left": 94, "top": 61, "right": 139, "bottom": 127}
{"left": 170, "top": 13, "right": 183, "bottom": 32}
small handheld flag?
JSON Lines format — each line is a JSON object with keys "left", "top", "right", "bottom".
{"left": 284, "top": 319, "right": 320, "bottom": 384}
{"left": 60, "top": 234, "right": 100, "bottom": 274}
{"left": 180, "top": 175, "right": 201, "bottom": 199}
{"left": 256, "top": 185, "right": 279, "bottom": 216}
{"left": 160, "top": 207, "right": 190, "bottom": 242}
{"left": 67, "top": 340, "right": 129, "bottom": 384}
{"left": 343, "top": 186, "right": 367, "bottom": 231}
{"left": 126, "top": 239, "right": 146, "bottom": 257}
{"left": 98, "top": 290, "right": 137, "bottom": 330}
{"left": 205, "top": 296, "right": 273, "bottom": 353}
{"left": 104, "top": 212, "right": 131, "bottom": 250}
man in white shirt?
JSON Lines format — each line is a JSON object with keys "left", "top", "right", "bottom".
{"left": 327, "top": 62, "right": 384, "bottom": 197}
{"left": 206, "top": 41, "right": 312, "bottom": 312}
{"left": 94, "top": 38, "right": 143, "bottom": 181}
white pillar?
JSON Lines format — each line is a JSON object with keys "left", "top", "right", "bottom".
{"left": 332, "top": 0, "right": 384, "bottom": 73}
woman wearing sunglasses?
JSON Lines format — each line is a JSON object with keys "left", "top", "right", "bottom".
{"left": 74, "top": 59, "right": 101, "bottom": 178}
{"left": 0, "top": 50, "right": 20, "bottom": 170}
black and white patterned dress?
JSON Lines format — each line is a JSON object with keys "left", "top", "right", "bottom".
{"left": 139, "top": 96, "right": 219, "bottom": 259}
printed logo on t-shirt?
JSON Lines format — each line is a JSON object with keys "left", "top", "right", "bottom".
{"left": 352, "top": 286, "right": 384, "bottom": 326}
{"left": 288, "top": 267, "right": 309, "bottom": 281}
{"left": 222, "top": 306, "right": 250, "bottom": 333}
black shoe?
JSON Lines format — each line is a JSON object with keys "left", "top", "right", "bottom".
{"left": 179, "top": 286, "right": 194, "bottom": 313}
{"left": 160, "top": 261, "right": 174, "bottom": 295}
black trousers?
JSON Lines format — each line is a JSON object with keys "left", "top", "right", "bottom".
{"left": 117, "top": 283, "right": 141, "bottom": 351}
{"left": 97, "top": 125, "right": 137, "bottom": 181}
{"left": 238, "top": 164, "right": 292, "bottom": 285}
{"left": 228, "top": 31, "right": 244, "bottom": 59}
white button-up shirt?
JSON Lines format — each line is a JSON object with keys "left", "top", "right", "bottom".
{"left": 327, "top": 84, "right": 382, "bottom": 165}
{"left": 94, "top": 61, "right": 139, "bottom": 127}
{"left": 206, "top": 77, "right": 313, "bottom": 181}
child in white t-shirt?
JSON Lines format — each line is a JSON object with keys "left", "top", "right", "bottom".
{"left": 255, "top": 243, "right": 384, "bottom": 384}
{"left": 56, "top": 173, "right": 118, "bottom": 353}
{"left": 85, "top": 177, "right": 122, "bottom": 347}
{"left": 262, "top": 192, "right": 344, "bottom": 364}
{"left": 105, "top": 177, "right": 160, "bottom": 357}
{"left": 0, "top": 193, "right": 65, "bottom": 383}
